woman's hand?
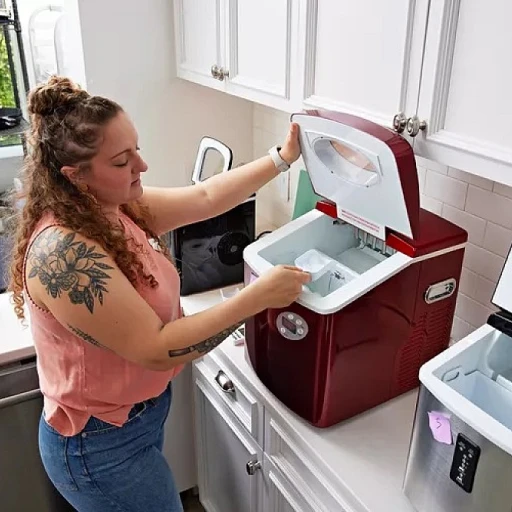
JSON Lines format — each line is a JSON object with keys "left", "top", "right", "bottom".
{"left": 248, "top": 265, "right": 311, "bottom": 310}
{"left": 279, "top": 123, "right": 301, "bottom": 165}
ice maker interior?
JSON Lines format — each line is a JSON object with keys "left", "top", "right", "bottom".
{"left": 434, "top": 331, "right": 512, "bottom": 430}
{"left": 258, "top": 213, "right": 395, "bottom": 298}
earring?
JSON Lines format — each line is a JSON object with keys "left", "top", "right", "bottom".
{"left": 77, "top": 182, "right": 89, "bottom": 193}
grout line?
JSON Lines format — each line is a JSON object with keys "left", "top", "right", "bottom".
{"left": 462, "top": 182, "right": 469, "bottom": 210}
{"left": 453, "top": 315, "right": 478, "bottom": 331}
{"left": 457, "top": 291, "right": 494, "bottom": 311}
{"left": 473, "top": 243, "right": 508, "bottom": 259}
{"left": 492, "top": 181, "right": 512, "bottom": 199}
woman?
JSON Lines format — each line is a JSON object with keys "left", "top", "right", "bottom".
{"left": 8, "top": 76, "right": 310, "bottom": 511}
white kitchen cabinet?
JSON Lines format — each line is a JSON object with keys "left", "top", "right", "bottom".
{"left": 173, "top": 0, "right": 226, "bottom": 91}
{"left": 223, "top": 0, "right": 298, "bottom": 110}
{"left": 174, "top": 0, "right": 512, "bottom": 185}
{"left": 193, "top": 363, "right": 322, "bottom": 512}
{"left": 299, "top": 0, "right": 512, "bottom": 184}
{"left": 414, "top": 0, "right": 512, "bottom": 185}
{"left": 262, "top": 455, "right": 316, "bottom": 512}
{"left": 192, "top": 352, "right": 349, "bottom": 512}
{"left": 174, "top": 0, "right": 299, "bottom": 111}
{"left": 193, "top": 365, "right": 263, "bottom": 512}
{"left": 298, "top": 0, "right": 429, "bottom": 131}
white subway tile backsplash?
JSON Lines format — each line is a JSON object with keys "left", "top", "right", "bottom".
{"left": 420, "top": 194, "right": 443, "bottom": 215}
{"left": 455, "top": 294, "right": 494, "bottom": 328}
{"left": 424, "top": 171, "right": 468, "bottom": 209}
{"left": 416, "top": 156, "right": 448, "bottom": 175}
{"left": 459, "top": 268, "right": 496, "bottom": 308}
{"left": 254, "top": 105, "right": 290, "bottom": 138}
{"left": 253, "top": 105, "right": 266, "bottom": 129}
{"left": 448, "top": 167, "right": 494, "bottom": 191}
{"left": 463, "top": 243, "right": 505, "bottom": 283}
{"left": 451, "top": 316, "right": 476, "bottom": 342}
{"left": 254, "top": 126, "right": 279, "bottom": 155}
{"left": 417, "top": 166, "right": 427, "bottom": 192}
{"left": 442, "top": 204, "right": 486, "bottom": 245}
{"left": 493, "top": 181, "right": 512, "bottom": 199}
{"left": 415, "top": 156, "right": 430, "bottom": 169}
{"left": 465, "top": 185, "right": 512, "bottom": 229}
{"left": 483, "top": 222, "right": 512, "bottom": 258}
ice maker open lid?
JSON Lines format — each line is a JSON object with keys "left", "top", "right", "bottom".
{"left": 291, "top": 110, "right": 420, "bottom": 240}
{"left": 489, "top": 244, "right": 512, "bottom": 335}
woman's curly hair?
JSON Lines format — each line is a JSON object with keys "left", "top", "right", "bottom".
{"left": 8, "top": 76, "right": 169, "bottom": 320}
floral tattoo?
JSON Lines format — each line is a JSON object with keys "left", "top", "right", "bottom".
{"left": 28, "top": 228, "right": 113, "bottom": 313}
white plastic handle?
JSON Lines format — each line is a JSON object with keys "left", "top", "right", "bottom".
{"left": 191, "top": 137, "right": 233, "bottom": 184}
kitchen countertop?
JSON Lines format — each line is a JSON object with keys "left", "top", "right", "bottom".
{"left": 0, "top": 292, "right": 34, "bottom": 365}
{"left": 181, "top": 286, "right": 417, "bottom": 512}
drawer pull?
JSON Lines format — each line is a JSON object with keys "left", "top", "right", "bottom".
{"left": 246, "top": 460, "right": 261, "bottom": 476}
{"left": 214, "top": 370, "right": 235, "bottom": 395}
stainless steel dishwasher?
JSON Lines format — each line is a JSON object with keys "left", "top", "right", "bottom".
{"left": 0, "top": 356, "right": 74, "bottom": 511}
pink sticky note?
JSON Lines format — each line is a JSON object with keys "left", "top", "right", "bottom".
{"left": 428, "top": 411, "right": 452, "bottom": 445}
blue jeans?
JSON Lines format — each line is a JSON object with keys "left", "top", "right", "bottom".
{"left": 39, "top": 384, "right": 183, "bottom": 512}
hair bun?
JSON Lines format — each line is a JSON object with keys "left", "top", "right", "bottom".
{"left": 28, "top": 75, "right": 90, "bottom": 117}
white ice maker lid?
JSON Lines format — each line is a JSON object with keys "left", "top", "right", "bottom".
{"left": 292, "top": 110, "right": 420, "bottom": 240}
{"left": 492, "top": 244, "right": 512, "bottom": 314}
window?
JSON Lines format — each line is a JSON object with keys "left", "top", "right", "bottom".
{"left": 0, "top": 32, "right": 15, "bottom": 108}
{"left": 0, "top": 0, "right": 30, "bottom": 149}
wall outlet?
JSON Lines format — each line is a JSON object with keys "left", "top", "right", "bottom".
{"left": 278, "top": 172, "right": 290, "bottom": 202}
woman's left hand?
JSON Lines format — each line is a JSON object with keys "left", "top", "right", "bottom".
{"left": 279, "top": 123, "right": 301, "bottom": 165}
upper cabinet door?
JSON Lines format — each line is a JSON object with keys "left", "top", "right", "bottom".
{"left": 300, "top": 0, "right": 429, "bottom": 130}
{"left": 415, "top": 0, "right": 512, "bottom": 185}
{"left": 223, "top": 0, "right": 299, "bottom": 111}
{"left": 174, "top": 0, "right": 226, "bottom": 90}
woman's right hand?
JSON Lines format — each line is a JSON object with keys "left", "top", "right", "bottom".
{"left": 249, "top": 265, "right": 311, "bottom": 310}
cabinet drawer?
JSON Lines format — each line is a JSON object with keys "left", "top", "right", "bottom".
{"left": 194, "top": 352, "right": 263, "bottom": 446}
{"left": 266, "top": 416, "right": 349, "bottom": 512}
{"left": 264, "top": 454, "right": 317, "bottom": 512}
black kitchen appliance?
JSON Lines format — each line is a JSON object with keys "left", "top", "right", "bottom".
{"left": 170, "top": 137, "right": 255, "bottom": 296}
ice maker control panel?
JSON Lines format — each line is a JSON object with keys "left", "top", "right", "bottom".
{"left": 276, "top": 312, "right": 309, "bottom": 340}
{"left": 449, "top": 433, "right": 480, "bottom": 493}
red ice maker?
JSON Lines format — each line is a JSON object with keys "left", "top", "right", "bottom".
{"left": 242, "top": 110, "right": 468, "bottom": 428}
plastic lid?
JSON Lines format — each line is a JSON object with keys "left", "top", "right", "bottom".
{"left": 291, "top": 110, "right": 420, "bottom": 240}
{"left": 492, "top": 244, "right": 512, "bottom": 315}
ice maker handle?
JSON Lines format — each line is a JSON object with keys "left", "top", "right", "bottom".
{"left": 311, "top": 136, "right": 381, "bottom": 187}
{"left": 191, "top": 136, "right": 233, "bottom": 184}
{"left": 0, "top": 388, "right": 41, "bottom": 410}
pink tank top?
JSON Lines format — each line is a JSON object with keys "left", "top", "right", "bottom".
{"left": 24, "top": 212, "right": 183, "bottom": 436}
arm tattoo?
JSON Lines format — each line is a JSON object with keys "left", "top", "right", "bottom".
{"left": 27, "top": 228, "right": 113, "bottom": 314}
{"left": 168, "top": 321, "right": 244, "bottom": 358}
{"left": 67, "top": 324, "right": 107, "bottom": 350}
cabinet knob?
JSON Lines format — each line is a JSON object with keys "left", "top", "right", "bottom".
{"left": 211, "top": 64, "right": 221, "bottom": 79}
{"left": 246, "top": 460, "right": 262, "bottom": 476}
{"left": 218, "top": 67, "right": 229, "bottom": 81}
{"left": 214, "top": 370, "right": 235, "bottom": 394}
{"left": 407, "top": 115, "right": 427, "bottom": 137}
{"left": 392, "top": 112, "right": 407, "bottom": 134}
